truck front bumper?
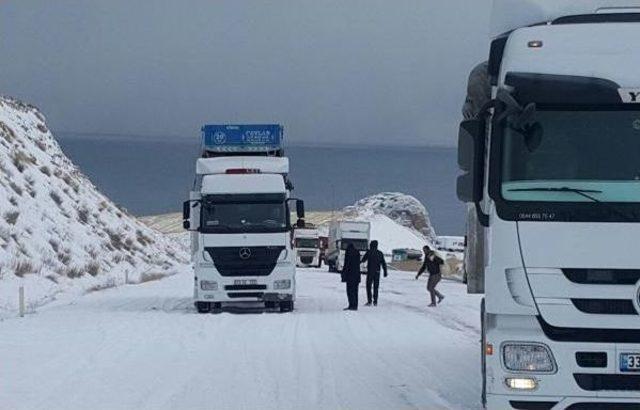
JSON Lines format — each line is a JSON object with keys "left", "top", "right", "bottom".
{"left": 486, "top": 315, "right": 640, "bottom": 409}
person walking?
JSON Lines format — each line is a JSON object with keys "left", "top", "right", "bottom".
{"left": 361, "top": 240, "right": 387, "bottom": 306}
{"left": 416, "top": 245, "right": 445, "bottom": 307}
{"left": 342, "top": 243, "right": 361, "bottom": 311}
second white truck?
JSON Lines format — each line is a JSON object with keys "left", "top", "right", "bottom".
{"left": 294, "top": 227, "right": 321, "bottom": 268}
{"left": 325, "top": 220, "right": 371, "bottom": 273}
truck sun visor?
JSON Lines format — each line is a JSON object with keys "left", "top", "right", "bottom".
{"left": 504, "top": 72, "right": 622, "bottom": 105}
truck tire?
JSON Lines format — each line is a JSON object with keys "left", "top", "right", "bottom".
{"left": 196, "top": 301, "right": 211, "bottom": 314}
{"left": 317, "top": 259, "right": 322, "bottom": 269}
{"left": 280, "top": 301, "right": 294, "bottom": 313}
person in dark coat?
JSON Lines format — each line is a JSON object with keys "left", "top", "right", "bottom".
{"left": 416, "top": 245, "right": 445, "bottom": 307}
{"left": 342, "top": 243, "right": 361, "bottom": 311}
{"left": 361, "top": 240, "right": 388, "bottom": 306}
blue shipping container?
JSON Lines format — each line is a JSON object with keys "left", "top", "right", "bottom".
{"left": 202, "top": 124, "right": 283, "bottom": 153}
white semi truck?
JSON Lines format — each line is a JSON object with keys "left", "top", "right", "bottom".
{"left": 294, "top": 227, "right": 321, "bottom": 268}
{"left": 183, "top": 124, "right": 304, "bottom": 313}
{"left": 325, "top": 220, "right": 370, "bottom": 273}
{"left": 458, "top": 2, "right": 640, "bottom": 408}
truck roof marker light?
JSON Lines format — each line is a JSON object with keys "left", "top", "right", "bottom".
{"left": 225, "top": 168, "right": 261, "bottom": 174}
{"left": 528, "top": 40, "right": 543, "bottom": 48}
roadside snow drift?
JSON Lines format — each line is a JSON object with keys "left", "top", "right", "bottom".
{"left": 0, "top": 96, "right": 188, "bottom": 315}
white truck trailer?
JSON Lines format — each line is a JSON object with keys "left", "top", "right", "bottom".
{"left": 183, "top": 125, "right": 304, "bottom": 313}
{"left": 294, "top": 227, "right": 321, "bottom": 268}
{"left": 458, "top": 2, "right": 640, "bottom": 408}
{"left": 325, "top": 221, "right": 370, "bottom": 273}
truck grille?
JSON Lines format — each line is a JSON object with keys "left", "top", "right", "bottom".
{"left": 205, "top": 246, "right": 284, "bottom": 277}
{"left": 563, "top": 269, "right": 640, "bottom": 285}
{"left": 576, "top": 352, "right": 607, "bottom": 368}
{"left": 572, "top": 299, "right": 637, "bottom": 315}
{"left": 574, "top": 374, "right": 640, "bottom": 391}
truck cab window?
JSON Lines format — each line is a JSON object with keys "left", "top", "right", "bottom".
{"left": 201, "top": 197, "right": 287, "bottom": 233}
{"left": 501, "top": 109, "right": 640, "bottom": 203}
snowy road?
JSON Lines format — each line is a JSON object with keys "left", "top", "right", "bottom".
{"left": 1, "top": 269, "right": 482, "bottom": 410}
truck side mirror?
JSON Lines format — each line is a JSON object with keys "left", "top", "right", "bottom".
{"left": 183, "top": 201, "right": 191, "bottom": 230}
{"left": 296, "top": 200, "right": 305, "bottom": 219}
{"left": 457, "top": 119, "right": 485, "bottom": 203}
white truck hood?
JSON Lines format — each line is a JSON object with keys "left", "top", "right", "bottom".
{"left": 517, "top": 222, "right": 640, "bottom": 330}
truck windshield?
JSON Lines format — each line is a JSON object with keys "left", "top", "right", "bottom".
{"left": 200, "top": 195, "right": 287, "bottom": 233}
{"left": 340, "top": 240, "right": 369, "bottom": 251}
{"left": 501, "top": 109, "right": 640, "bottom": 203}
{"left": 296, "top": 238, "right": 319, "bottom": 248}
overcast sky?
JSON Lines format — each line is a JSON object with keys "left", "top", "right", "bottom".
{"left": 0, "top": 1, "right": 491, "bottom": 146}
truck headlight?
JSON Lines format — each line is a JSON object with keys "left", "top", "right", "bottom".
{"left": 273, "top": 280, "right": 291, "bottom": 290}
{"left": 502, "top": 343, "right": 556, "bottom": 373}
{"left": 200, "top": 280, "right": 218, "bottom": 291}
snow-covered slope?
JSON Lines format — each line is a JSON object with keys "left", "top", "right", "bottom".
{"left": 0, "top": 96, "right": 188, "bottom": 315}
{"left": 343, "top": 192, "right": 437, "bottom": 242}
{"left": 359, "top": 214, "right": 428, "bottom": 256}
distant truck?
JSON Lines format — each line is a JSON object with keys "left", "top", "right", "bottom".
{"left": 436, "top": 236, "right": 465, "bottom": 253}
{"left": 183, "top": 124, "right": 305, "bottom": 313}
{"left": 325, "top": 221, "right": 371, "bottom": 273}
{"left": 294, "top": 227, "right": 321, "bottom": 268}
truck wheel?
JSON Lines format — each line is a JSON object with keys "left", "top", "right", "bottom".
{"left": 280, "top": 301, "right": 294, "bottom": 312}
{"left": 196, "top": 302, "right": 211, "bottom": 314}
{"left": 317, "top": 260, "right": 322, "bottom": 268}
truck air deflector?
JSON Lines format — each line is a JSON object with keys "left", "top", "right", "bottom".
{"left": 505, "top": 73, "right": 622, "bottom": 105}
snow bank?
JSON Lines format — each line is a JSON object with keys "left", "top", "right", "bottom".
{"left": 0, "top": 96, "right": 188, "bottom": 315}
{"left": 358, "top": 214, "right": 428, "bottom": 256}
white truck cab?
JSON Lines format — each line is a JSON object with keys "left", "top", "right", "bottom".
{"left": 459, "top": 2, "right": 640, "bottom": 408}
{"left": 325, "top": 221, "right": 371, "bottom": 273}
{"left": 294, "top": 227, "right": 321, "bottom": 268}
{"left": 183, "top": 125, "right": 304, "bottom": 313}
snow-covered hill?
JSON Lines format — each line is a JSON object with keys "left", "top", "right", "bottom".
{"left": 343, "top": 192, "right": 437, "bottom": 242}
{"left": 0, "top": 96, "right": 188, "bottom": 315}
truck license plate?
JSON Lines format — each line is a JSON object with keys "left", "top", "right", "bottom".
{"left": 234, "top": 279, "right": 257, "bottom": 286}
{"left": 621, "top": 354, "right": 640, "bottom": 372}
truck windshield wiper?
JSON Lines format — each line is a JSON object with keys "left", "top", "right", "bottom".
{"left": 508, "top": 186, "right": 634, "bottom": 221}
{"left": 508, "top": 186, "right": 602, "bottom": 200}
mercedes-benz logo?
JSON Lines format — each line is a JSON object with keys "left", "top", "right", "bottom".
{"left": 239, "top": 248, "right": 252, "bottom": 260}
